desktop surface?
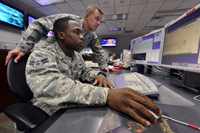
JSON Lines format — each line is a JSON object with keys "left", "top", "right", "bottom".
{"left": 32, "top": 69, "right": 200, "bottom": 133}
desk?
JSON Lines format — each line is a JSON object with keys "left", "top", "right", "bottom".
{"left": 32, "top": 70, "right": 200, "bottom": 133}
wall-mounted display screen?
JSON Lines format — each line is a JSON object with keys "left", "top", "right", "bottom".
{"left": 0, "top": 1, "right": 24, "bottom": 29}
{"left": 101, "top": 38, "right": 117, "bottom": 47}
{"left": 27, "top": 14, "right": 36, "bottom": 26}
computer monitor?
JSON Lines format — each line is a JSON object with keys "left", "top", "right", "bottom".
{"left": 130, "top": 28, "right": 165, "bottom": 66}
{"left": 161, "top": 4, "right": 200, "bottom": 73}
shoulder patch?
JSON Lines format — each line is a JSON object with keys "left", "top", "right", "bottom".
{"left": 29, "top": 58, "right": 49, "bottom": 67}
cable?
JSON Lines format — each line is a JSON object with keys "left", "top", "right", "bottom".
{"left": 154, "top": 66, "right": 184, "bottom": 79}
{"left": 194, "top": 95, "right": 200, "bottom": 102}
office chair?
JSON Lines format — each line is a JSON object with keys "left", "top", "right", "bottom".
{"left": 3, "top": 54, "right": 49, "bottom": 132}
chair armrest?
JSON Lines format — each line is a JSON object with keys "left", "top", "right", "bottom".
{"left": 3, "top": 103, "right": 49, "bottom": 132}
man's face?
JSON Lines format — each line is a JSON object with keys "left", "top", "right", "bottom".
{"left": 62, "top": 20, "right": 84, "bottom": 51}
{"left": 86, "top": 9, "right": 102, "bottom": 31}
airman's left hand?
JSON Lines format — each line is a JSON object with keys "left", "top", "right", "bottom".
{"left": 92, "top": 74, "right": 114, "bottom": 89}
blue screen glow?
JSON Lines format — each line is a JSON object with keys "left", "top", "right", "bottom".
{"left": 0, "top": 2, "right": 24, "bottom": 28}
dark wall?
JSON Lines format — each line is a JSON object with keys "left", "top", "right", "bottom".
{"left": 0, "top": 50, "right": 18, "bottom": 112}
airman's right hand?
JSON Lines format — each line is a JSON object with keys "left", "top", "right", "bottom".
{"left": 107, "top": 88, "right": 162, "bottom": 126}
{"left": 5, "top": 49, "right": 26, "bottom": 65}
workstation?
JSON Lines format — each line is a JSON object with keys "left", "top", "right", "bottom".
{"left": 0, "top": 0, "right": 200, "bottom": 133}
{"left": 32, "top": 69, "right": 200, "bottom": 133}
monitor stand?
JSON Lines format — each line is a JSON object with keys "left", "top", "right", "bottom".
{"left": 182, "top": 71, "right": 200, "bottom": 93}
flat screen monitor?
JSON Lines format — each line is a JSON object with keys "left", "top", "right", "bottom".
{"left": 130, "top": 29, "right": 165, "bottom": 65}
{"left": 101, "top": 38, "right": 117, "bottom": 47}
{"left": 161, "top": 4, "right": 200, "bottom": 73}
{"left": 27, "top": 14, "right": 37, "bottom": 27}
{"left": 27, "top": 14, "right": 53, "bottom": 37}
{"left": 0, "top": 1, "right": 24, "bottom": 29}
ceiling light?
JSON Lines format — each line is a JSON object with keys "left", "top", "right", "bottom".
{"left": 143, "top": 26, "right": 164, "bottom": 30}
{"left": 124, "top": 30, "right": 133, "bottom": 33}
{"left": 34, "top": 0, "right": 64, "bottom": 6}
{"left": 152, "top": 8, "right": 189, "bottom": 20}
{"left": 108, "top": 28, "right": 125, "bottom": 32}
{"left": 104, "top": 14, "right": 128, "bottom": 21}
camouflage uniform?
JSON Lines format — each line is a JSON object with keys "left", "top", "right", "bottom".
{"left": 25, "top": 41, "right": 109, "bottom": 115}
{"left": 16, "top": 13, "right": 107, "bottom": 69}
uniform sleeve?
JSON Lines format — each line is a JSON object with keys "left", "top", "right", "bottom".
{"left": 89, "top": 33, "right": 108, "bottom": 69}
{"left": 25, "top": 50, "right": 109, "bottom": 108}
{"left": 16, "top": 13, "right": 80, "bottom": 53}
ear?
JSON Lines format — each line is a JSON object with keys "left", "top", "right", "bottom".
{"left": 85, "top": 13, "right": 89, "bottom": 19}
{"left": 58, "top": 32, "right": 65, "bottom": 40}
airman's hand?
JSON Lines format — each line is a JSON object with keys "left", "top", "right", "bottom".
{"left": 92, "top": 74, "right": 114, "bottom": 89}
{"left": 107, "top": 88, "right": 162, "bottom": 126}
{"left": 105, "top": 67, "right": 118, "bottom": 72}
{"left": 5, "top": 49, "right": 25, "bottom": 65}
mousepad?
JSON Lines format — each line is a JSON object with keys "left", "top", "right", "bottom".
{"left": 98, "top": 108, "right": 178, "bottom": 133}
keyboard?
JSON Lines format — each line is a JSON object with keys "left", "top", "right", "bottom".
{"left": 114, "top": 72, "right": 159, "bottom": 96}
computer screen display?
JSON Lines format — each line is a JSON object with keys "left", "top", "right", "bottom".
{"left": 0, "top": 1, "right": 24, "bottom": 29}
{"left": 27, "top": 14, "right": 37, "bottom": 26}
{"left": 130, "top": 29, "right": 165, "bottom": 65}
{"left": 161, "top": 4, "right": 200, "bottom": 72}
{"left": 101, "top": 38, "right": 117, "bottom": 47}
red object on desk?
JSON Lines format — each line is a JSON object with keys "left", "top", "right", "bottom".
{"left": 114, "top": 65, "right": 123, "bottom": 69}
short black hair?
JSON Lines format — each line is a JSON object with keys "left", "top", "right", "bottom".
{"left": 53, "top": 17, "right": 76, "bottom": 40}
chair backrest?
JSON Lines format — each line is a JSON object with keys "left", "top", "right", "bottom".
{"left": 7, "top": 54, "right": 33, "bottom": 103}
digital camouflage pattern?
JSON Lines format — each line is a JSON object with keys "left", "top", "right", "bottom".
{"left": 17, "top": 13, "right": 107, "bottom": 69}
{"left": 26, "top": 41, "right": 109, "bottom": 115}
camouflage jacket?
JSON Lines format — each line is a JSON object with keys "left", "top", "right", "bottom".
{"left": 17, "top": 13, "right": 107, "bottom": 69}
{"left": 25, "top": 42, "right": 109, "bottom": 115}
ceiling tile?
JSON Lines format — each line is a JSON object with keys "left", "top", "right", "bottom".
{"left": 76, "top": 10, "right": 86, "bottom": 17}
{"left": 131, "top": 0, "right": 148, "bottom": 5}
{"left": 102, "top": 7, "right": 115, "bottom": 15}
{"left": 129, "top": 4, "right": 145, "bottom": 13}
{"left": 176, "top": 0, "right": 199, "bottom": 9}
{"left": 140, "top": 11, "right": 156, "bottom": 19}
{"left": 98, "top": 0, "right": 114, "bottom": 8}
{"left": 19, "top": 0, "right": 41, "bottom": 8}
{"left": 116, "top": 20, "right": 126, "bottom": 27}
{"left": 115, "top": 6, "right": 129, "bottom": 14}
{"left": 144, "top": 2, "right": 163, "bottom": 12}
{"left": 65, "top": 0, "right": 81, "bottom": 2}
{"left": 106, "top": 21, "right": 116, "bottom": 27}
{"left": 44, "top": 5, "right": 62, "bottom": 14}
{"left": 82, "top": 0, "right": 99, "bottom": 7}
{"left": 32, "top": 7, "right": 50, "bottom": 17}
{"left": 126, "top": 22, "right": 136, "bottom": 27}
{"left": 127, "top": 18, "right": 138, "bottom": 24}
{"left": 125, "top": 27, "right": 134, "bottom": 30}
{"left": 55, "top": 3, "right": 73, "bottom": 12}
{"left": 160, "top": 0, "right": 183, "bottom": 10}
{"left": 148, "top": 0, "right": 165, "bottom": 3}
{"left": 115, "top": 0, "right": 131, "bottom": 6}
{"left": 68, "top": 1, "right": 86, "bottom": 11}
{"left": 128, "top": 12, "right": 141, "bottom": 19}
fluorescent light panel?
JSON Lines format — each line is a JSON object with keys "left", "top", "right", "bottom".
{"left": 104, "top": 13, "right": 128, "bottom": 21}
{"left": 34, "top": 0, "right": 64, "bottom": 6}
{"left": 152, "top": 8, "right": 189, "bottom": 19}
{"left": 143, "top": 26, "right": 164, "bottom": 30}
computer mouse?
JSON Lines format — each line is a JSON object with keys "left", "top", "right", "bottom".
{"left": 148, "top": 109, "right": 160, "bottom": 119}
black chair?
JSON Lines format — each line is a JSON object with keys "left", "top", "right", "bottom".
{"left": 3, "top": 54, "right": 49, "bottom": 132}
